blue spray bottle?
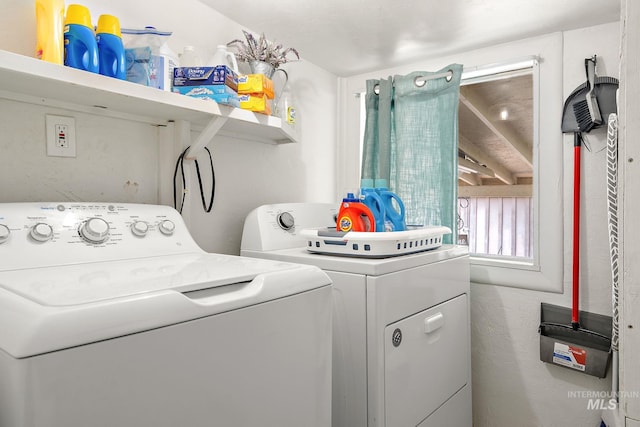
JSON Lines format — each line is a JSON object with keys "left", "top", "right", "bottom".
{"left": 63, "top": 4, "right": 99, "bottom": 73}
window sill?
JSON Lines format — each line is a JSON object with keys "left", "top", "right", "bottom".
{"left": 469, "top": 256, "right": 562, "bottom": 293}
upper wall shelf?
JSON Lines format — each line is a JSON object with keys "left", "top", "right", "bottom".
{"left": 0, "top": 49, "right": 298, "bottom": 147}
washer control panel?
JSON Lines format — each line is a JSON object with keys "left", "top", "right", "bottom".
{"left": 0, "top": 203, "right": 199, "bottom": 271}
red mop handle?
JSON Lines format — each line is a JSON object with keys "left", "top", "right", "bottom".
{"left": 572, "top": 138, "right": 581, "bottom": 329}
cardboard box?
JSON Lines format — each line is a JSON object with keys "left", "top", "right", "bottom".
{"left": 173, "top": 84, "right": 236, "bottom": 96}
{"left": 238, "top": 74, "right": 274, "bottom": 99}
{"left": 239, "top": 94, "right": 272, "bottom": 115}
{"left": 173, "top": 85, "right": 240, "bottom": 108}
{"left": 173, "top": 66, "right": 238, "bottom": 91}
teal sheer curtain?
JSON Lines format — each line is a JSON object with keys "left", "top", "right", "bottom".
{"left": 361, "top": 78, "right": 394, "bottom": 188}
{"left": 361, "top": 64, "right": 463, "bottom": 243}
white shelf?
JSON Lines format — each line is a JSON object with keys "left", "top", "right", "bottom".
{"left": 0, "top": 49, "right": 298, "bottom": 148}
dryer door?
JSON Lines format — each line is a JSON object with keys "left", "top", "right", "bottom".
{"left": 384, "top": 294, "right": 469, "bottom": 426}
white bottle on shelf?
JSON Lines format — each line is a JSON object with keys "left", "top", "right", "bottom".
{"left": 180, "top": 46, "right": 201, "bottom": 67}
{"left": 158, "top": 38, "right": 179, "bottom": 92}
{"left": 208, "top": 45, "right": 238, "bottom": 72}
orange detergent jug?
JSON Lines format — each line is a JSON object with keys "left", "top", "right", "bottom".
{"left": 336, "top": 193, "right": 376, "bottom": 232}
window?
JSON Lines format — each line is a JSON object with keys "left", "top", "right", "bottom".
{"left": 457, "top": 52, "right": 564, "bottom": 292}
{"left": 457, "top": 60, "right": 535, "bottom": 261}
{"left": 346, "top": 33, "right": 564, "bottom": 291}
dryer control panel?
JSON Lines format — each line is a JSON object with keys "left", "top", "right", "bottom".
{"left": 241, "top": 202, "right": 338, "bottom": 252}
{"left": 0, "top": 203, "right": 200, "bottom": 271}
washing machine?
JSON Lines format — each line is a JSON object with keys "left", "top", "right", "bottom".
{"left": 0, "top": 202, "right": 332, "bottom": 427}
{"left": 241, "top": 202, "right": 472, "bottom": 427}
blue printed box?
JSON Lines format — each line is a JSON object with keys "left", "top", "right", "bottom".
{"left": 173, "top": 85, "right": 240, "bottom": 108}
{"left": 173, "top": 84, "right": 237, "bottom": 96}
{"left": 173, "top": 66, "right": 238, "bottom": 91}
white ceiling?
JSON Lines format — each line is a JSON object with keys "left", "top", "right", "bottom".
{"left": 202, "top": 0, "right": 620, "bottom": 77}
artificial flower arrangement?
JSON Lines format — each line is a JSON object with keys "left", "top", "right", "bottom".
{"left": 227, "top": 30, "right": 300, "bottom": 68}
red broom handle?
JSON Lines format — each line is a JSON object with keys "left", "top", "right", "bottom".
{"left": 572, "top": 138, "right": 581, "bottom": 329}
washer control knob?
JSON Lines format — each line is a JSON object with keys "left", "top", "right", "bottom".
{"left": 79, "top": 217, "right": 110, "bottom": 244}
{"left": 131, "top": 221, "right": 149, "bottom": 237}
{"left": 0, "top": 224, "right": 10, "bottom": 244}
{"left": 277, "top": 212, "right": 295, "bottom": 230}
{"left": 30, "top": 223, "right": 54, "bottom": 242}
{"left": 159, "top": 219, "right": 175, "bottom": 236}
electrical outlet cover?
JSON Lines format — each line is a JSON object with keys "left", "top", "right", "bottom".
{"left": 46, "top": 115, "right": 76, "bottom": 157}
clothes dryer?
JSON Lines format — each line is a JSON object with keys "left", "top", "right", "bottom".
{"left": 242, "top": 202, "right": 472, "bottom": 427}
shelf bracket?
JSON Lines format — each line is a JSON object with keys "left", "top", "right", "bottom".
{"left": 183, "top": 115, "right": 229, "bottom": 160}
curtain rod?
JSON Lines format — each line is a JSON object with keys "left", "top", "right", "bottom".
{"left": 354, "top": 55, "right": 538, "bottom": 97}
{"left": 365, "top": 70, "right": 454, "bottom": 95}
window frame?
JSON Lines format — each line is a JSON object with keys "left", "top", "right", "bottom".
{"left": 341, "top": 33, "right": 564, "bottom": 292}
{"left": 462, "top": 48, "right": 563, "bottom": 292}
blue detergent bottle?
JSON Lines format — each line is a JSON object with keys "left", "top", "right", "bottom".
{"left": 96, "top": 14, "right": 125, "bottom": 79}
{"left": 374, "top": 180, "right": 406, "bottom": 231}
{"left": 64, "top": 4, "right": 99, "bottom": 73}
{"left": 360, "top": 187, "right": 386, "bottom": 232}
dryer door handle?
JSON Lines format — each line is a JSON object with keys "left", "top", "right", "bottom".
{"left": 424, "top": 312, "right": 445, "bottom": 334}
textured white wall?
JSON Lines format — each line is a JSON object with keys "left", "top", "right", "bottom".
{"left": 0, "top": 101, "right": 160, "bottom": 203}
{"left": 620, "top": 0, "right": 640, "bottom": 422}
{"left": 0, "top": 0, "right": 338, "bottom": 255}
{"left": 458, "top": 23, "right": 621, "bottom": 427}
{"left": 0, "top": 2, "right": 625, "bottom": 424}
{"left": 341, "top": 21, "right": 620, "bottom": 427}
{"left": 182, "top": 58, "right": 338, "bottom": 254}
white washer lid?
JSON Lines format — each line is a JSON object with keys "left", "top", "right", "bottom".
{"left": 0, "top": 253, "right": 331, "bottom": 358}
{"left": 0, "top": 253, "right": 302, "bottom": 306}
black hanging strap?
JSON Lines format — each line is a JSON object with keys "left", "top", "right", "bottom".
{"left": 195, "top": 147, "right": 215, "bottom": 213}
{"left": 173, "top": 147, "right": 188, "bottom": 213}
{"left": 173, "top": 146, "right": 216, "bottom": 214}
